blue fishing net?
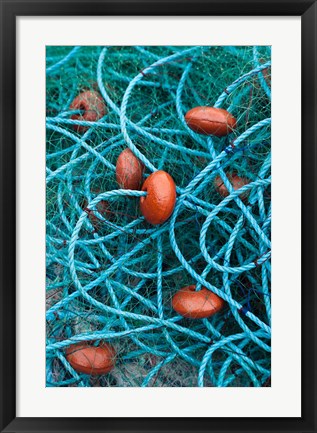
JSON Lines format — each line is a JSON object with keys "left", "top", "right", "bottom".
{"left": 46, "top": 45, "right": 271, "bottom": 387}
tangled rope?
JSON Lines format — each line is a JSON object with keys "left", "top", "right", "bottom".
{"left": 46, "top": 45, "right": 271, "bottom": 387}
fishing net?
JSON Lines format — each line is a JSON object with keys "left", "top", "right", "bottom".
{"left": 46, "top": 45, "right": 271, "bottom": 387}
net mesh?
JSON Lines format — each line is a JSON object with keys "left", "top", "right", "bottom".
{"left": 46, "top": 45, "right": 271, "bottom": 387}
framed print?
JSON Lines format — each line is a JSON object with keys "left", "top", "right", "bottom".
{"left": 0, "top": 1, "right": 316, "bottom": 432}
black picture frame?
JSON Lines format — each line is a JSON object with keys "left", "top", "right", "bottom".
{"left": 0, "top": 0, "right": 316, "bottom": 432}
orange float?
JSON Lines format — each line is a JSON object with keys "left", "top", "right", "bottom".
{"left": 172, "top": 285, "right": 225, "bottom": 319}
{"left": 214, "top": 173, "right": 250, "bottom": 200}
{"left": 70, "top": 90, "right": 106, "bottom": 133}
{"left": 140, "top": 170, "right": 176, "bottom": 225}
{"left": 66, "top": 342, "right": 116, "bottom": 375}
{"left": 185, "top": 106, "right": 237, "bottom": 136}
{"left": 116, "top": 148, "right": 144, "bottom": 190}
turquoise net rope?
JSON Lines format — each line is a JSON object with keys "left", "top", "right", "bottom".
{"left": 46, "top": 45, "right": 271, "bottom": 387}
